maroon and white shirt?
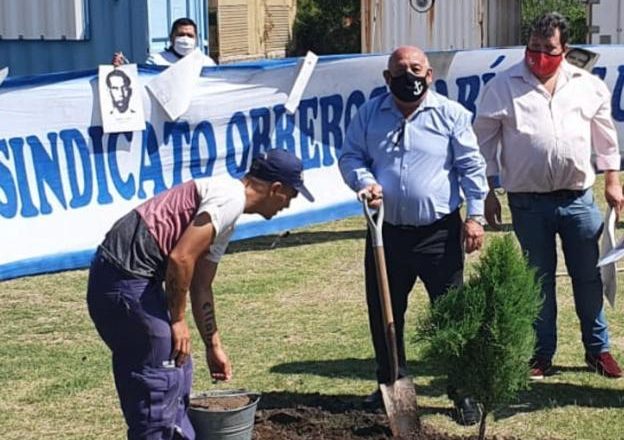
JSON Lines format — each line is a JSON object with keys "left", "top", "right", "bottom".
{"left": 99, "top": 175, "right": 245, "bottom": 279}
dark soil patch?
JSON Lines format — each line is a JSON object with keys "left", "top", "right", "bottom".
{"left": 252, "top": 392, "right": 525, "bottom": 440}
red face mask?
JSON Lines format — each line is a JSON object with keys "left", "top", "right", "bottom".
{"left": 525, "top": 48, "right": 563, "bottom": 78}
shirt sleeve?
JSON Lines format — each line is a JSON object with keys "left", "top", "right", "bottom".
{"left": 451, "top": 109, "right": 488, "bottom": 216}
{"left": 195, "top": 179, "right": 245, "bottom": 263}
{"left": 201, "top": 198, "right": 241, "bottom": 262}
{"left": 473, "top": 81, "right": 506, "bottom": 177}
{"left": 146, "top": 51, "right": 173, "bottom": 66}
{"left": 338, "top": 105, "right": 377, "bottom": 191}
{"left": 592, "top": 80, "right": 621, "bottom": 171}
{"left": 205, "top": 226, "right": 234, "bottom": 263}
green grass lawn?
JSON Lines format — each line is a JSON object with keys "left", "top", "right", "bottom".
{"left": 1, "top": 178, "right": 623, "bottom": 439}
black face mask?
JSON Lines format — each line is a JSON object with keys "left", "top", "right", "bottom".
{"left": 389, "top": 71, "right": 428, "bottom": 102}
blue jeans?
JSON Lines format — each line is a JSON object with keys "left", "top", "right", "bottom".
{"left": 87, "top": 252, "right": 195, "bottom": 440}
{"left": 508, "top": 189, "right": 610, "bottom": 360}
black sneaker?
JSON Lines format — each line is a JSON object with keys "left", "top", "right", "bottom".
{"left": 454, "top": 397, "right": 482, "bottom": 426}
{"left": 363, "top": 388, "right": 382, "bottom": 410}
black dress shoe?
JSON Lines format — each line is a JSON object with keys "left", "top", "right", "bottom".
{"left": 454, "top": 397, "right": 482, "bottom": 426}
{"left": 363, "top": 388, "right": 383, "bottom": 410}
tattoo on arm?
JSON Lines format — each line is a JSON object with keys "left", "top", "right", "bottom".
{"left": 201, "top": 301, "right": 217, "bottom": 347}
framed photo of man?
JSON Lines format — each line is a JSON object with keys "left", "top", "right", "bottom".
{"left": 99, "top": 64, "right": 146, "bottom": 133}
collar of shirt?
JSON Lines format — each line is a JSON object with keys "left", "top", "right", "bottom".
{"left": 510, "top": 59, "right": 582, "bottom": 95}
{"left": 166, "top": 47, "right": 184, "bottom": 59}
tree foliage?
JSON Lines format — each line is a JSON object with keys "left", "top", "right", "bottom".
{"left": 522, "top": 0, "right": 587, "bottom": 44}
{"left": 417, "top": 235, "right": 542, "bottom": 439}
{"left": 289, "top": 0, "right": 360, "bottom": 56}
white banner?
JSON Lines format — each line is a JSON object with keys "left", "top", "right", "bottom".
{"left": 2, "top": 47, "right": 624, "bottom": 279}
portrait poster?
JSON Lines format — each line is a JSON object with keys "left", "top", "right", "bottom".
{"left": 98, "top": 64, "right": 146, "bottom": 134}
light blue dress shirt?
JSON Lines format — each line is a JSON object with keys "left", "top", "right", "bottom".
{"left": 339, "top": 90, "right": 488, "bottom": 226}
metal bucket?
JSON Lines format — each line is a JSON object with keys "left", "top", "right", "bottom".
{"left": 188, "top": 390, "right": 261, "bottom": 440}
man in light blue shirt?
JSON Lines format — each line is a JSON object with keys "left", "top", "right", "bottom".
{"left": 339, "top": 45, "right": 488, "bottom": 426}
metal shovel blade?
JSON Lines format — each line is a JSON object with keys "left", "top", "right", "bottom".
{"left": 380, "top": 376, "right": 419, "bottom": 438}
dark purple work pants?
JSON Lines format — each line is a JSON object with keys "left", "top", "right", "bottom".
{"left": 87, "top": 252, "right": 195, "bottom": 440}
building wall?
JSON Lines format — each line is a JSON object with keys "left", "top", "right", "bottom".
{"left": 148, "top": 0, "right": 207, "bottom": 54}
{"left": 486, "top": 0, "right": 521, "bottom": 48}
{"left": 209, "top": 0, "right": 296, "bottom": 63}
{"left": 361, "top": 0, "right": 521, "bottom": 53}
{"left": 1, "top": 0, "right": 88, "bottom": 41}
{"left": 589, "top": 0, "right": 623, "bottom": 44}
{"left": 0, "top": 0, "right": 150, "bottom": 76}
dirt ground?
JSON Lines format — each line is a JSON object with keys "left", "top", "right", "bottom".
{"left": 252, "top": 393, "right": 523, "bottom": 440}
{"left": 191, "top": 394, "right": 252, "bottom": 411}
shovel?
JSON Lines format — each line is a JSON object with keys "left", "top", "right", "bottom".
{"left": 362, "top": 197, "right": 419, "bottom": 438}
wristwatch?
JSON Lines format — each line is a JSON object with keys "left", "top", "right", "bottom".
{"left": 467, "top": 215, "right": 487, "bottom": 226}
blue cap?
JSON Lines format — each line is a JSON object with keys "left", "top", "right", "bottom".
{"left": 248, "top": 149, "right": 314, "bottom": 202}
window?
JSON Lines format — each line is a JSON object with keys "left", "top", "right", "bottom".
{"left": 0, "top": 0, "right": 89, "bottom": 41}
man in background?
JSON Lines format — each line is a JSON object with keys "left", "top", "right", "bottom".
{"left": 474, "top": 12, "right": 623, "bottom": 379}
{"left": 112, "top": 17, "right": 216, "bottom": 67}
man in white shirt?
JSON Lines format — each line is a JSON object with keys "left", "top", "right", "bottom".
{"left": 112, "top": 18, "right": 216, "bottom": 67}
{"left": 474, "top": 12, "right": 623, "bottom": 379}
{"left": 146, "top": 17, "right": 216, "bottom": 67}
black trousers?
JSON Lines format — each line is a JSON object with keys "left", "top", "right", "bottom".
{"left": 365, "top": 209, "right": 464, "bottom": 386}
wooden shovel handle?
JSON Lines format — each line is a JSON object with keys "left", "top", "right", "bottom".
{"left": 373, "top": 242, "right": 400, "bottom": 383}
{"left": 363, "top": 198, "right": 400, "bottom": 383}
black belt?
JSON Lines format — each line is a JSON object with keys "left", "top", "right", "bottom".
{"left": 509, "top": 189, "right": 587, "bottom": 199}
{"left": 384, "top": 209, "right": 459, "bottom": 231}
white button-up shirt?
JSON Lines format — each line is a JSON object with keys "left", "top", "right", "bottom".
{"left": 474, "top": 60, "right": 620, "bottom": 192}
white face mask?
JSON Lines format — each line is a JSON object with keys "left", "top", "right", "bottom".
{"left": 173, "top": 36, "right": 196, "bottom": 56}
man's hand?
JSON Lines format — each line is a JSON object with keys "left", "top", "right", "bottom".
{"left": 604, "top": 171, "right": 623, "bottom": 220}
{"left": 171, "top": 319, "right": 191, "bottom": 367}
{"left": 206, "top": 345, "right": 232, "bottom": 382}
{"left": 463, "top": 219, "right": 484, "bottom": 254}
{"left": 484, "top": 191, "right": 502, "bottom": 230}
{"left": 357, "top": 183, "right": 383, "bottom": 209}
{"left": 111, "top": 52, "right": 127, "bottom": 67}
